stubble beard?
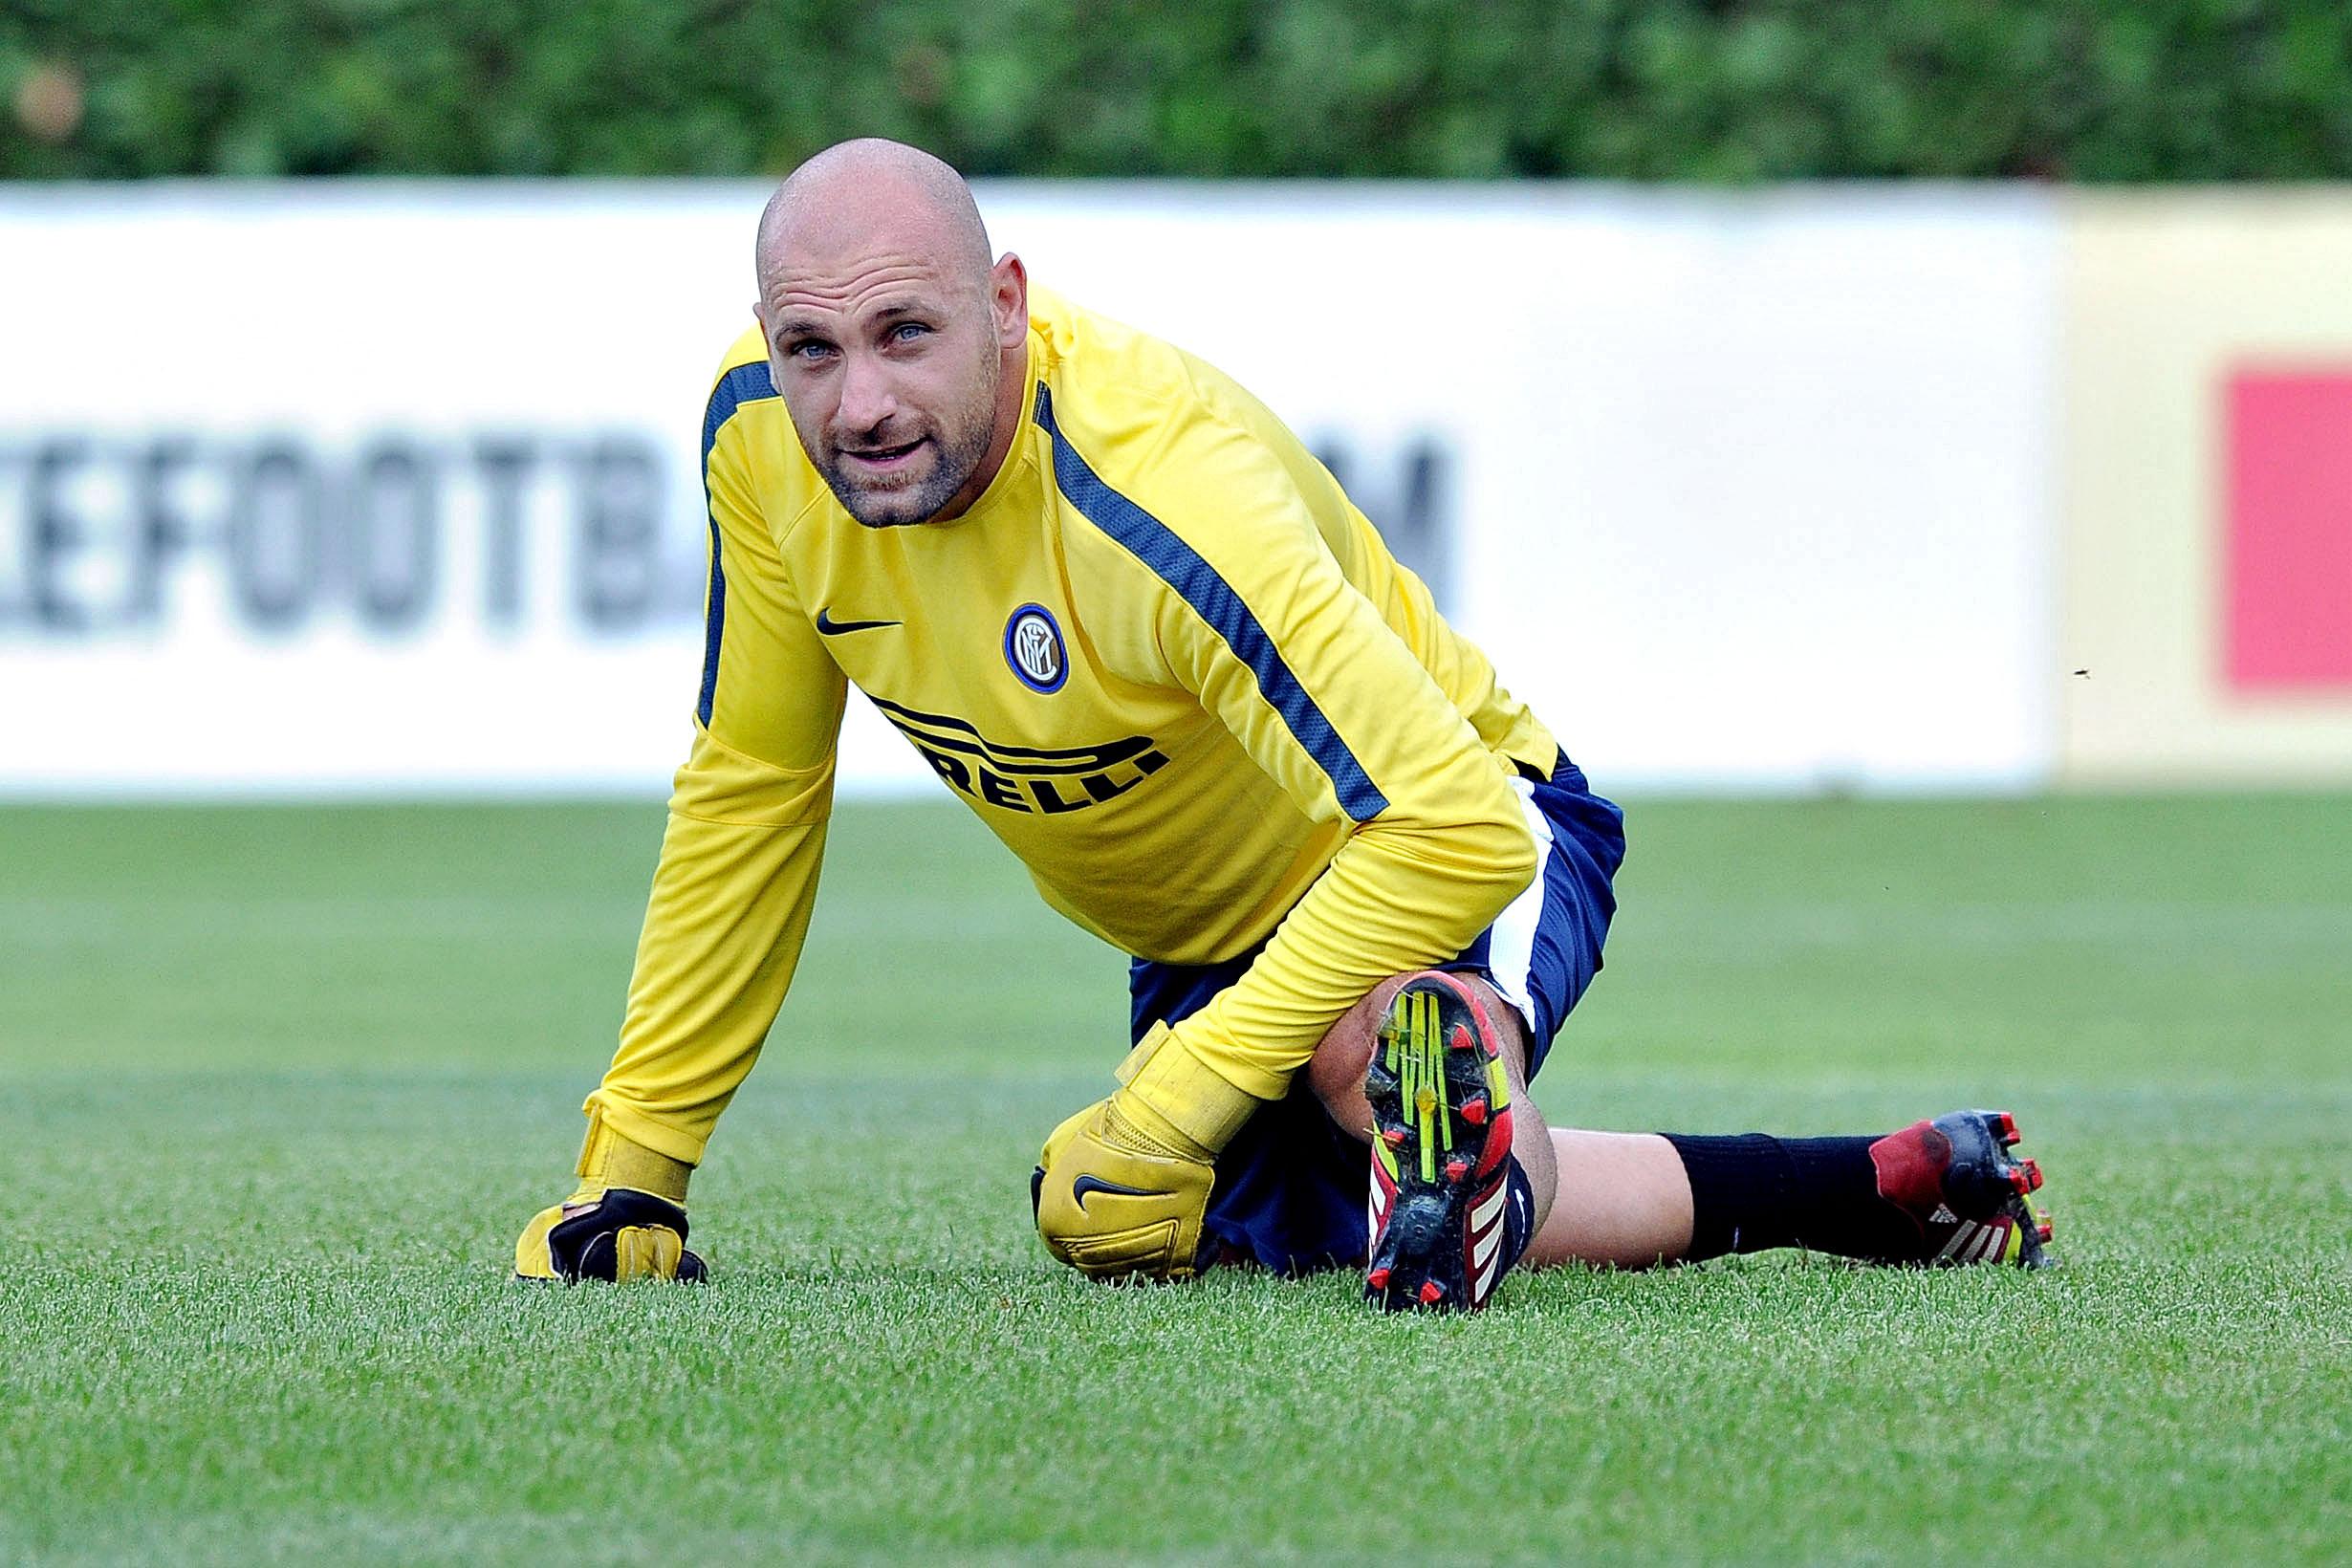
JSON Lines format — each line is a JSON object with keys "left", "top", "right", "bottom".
{"left": 826, "top": 351, "right": 1002, "bottom": 530}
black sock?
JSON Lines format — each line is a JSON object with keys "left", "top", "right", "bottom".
{"left": 1663, "top": 1132, "right": 1917, "bottom": 1262}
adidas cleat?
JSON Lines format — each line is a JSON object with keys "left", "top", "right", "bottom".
{"left": 1868, "top": 1109, "right": 2057, "bottom": 1269}
{"left": 1364, "top": 972, "right": 1522, "bottom": 1312}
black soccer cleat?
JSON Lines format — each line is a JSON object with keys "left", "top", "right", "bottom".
{"left": 1868, "top": 1109, "right": 2056, "bottom": 1268}
{"left": 1363, "top": 972, "right": 1522, "bottom": 1311}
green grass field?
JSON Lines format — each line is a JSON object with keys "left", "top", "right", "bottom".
{"left": 2, "top": 795, "right": 2345, "bottom": 1564}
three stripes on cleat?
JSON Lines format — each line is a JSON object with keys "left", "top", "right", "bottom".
{"left": 1461, "top": 1160, "right": 1513, "bottom": 1303}
{"left": 1933, "top": 1212, "right": 2024, "bottom": 1264}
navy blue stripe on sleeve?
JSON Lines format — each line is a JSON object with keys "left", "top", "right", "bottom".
{"left": 696, "top": 361, "right": 780, "bottom": 727}
{"left": 1034, "top": 384, "right": 1388, "bottom": 822}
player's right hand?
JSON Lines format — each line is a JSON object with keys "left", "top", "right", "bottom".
{"left": 514, "top": 1187, "right": 708, "bottom": 1282}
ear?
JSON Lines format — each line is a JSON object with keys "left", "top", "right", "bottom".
{"left": 990, "top": 253, "right": 1029, "bottom": 348}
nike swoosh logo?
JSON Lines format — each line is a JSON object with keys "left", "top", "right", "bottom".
{"left": 1071, "top": 1175, "right": 1168, "bottom": 1212}
{"left": 815, "top": 608, "right": 902, "bottom": 635}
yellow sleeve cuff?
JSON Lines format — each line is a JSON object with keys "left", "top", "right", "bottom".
{"left": 1116, "top": 1022, "right": 1264, "bottom": 1157}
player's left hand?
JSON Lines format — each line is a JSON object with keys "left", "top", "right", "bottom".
{"left": 1032, "top": 1023, "right": 1263, "bottom": 1283}
{"left": 514, "top": 1112, "right": 706, "bottom": 1282}
{"left": 515, "top": 1187, "right": 708, "bottom": 1283}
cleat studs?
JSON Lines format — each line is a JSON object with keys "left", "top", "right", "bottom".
{"left": 1381, "top": 1125, "right": 1408, "bottom": 1148}
{"left": 2020, "top": 1159, "right": 2043, "bottom": 1192}
{"left": 1993, "top": 1112, "right": 2019, "bottom": 1146}
{"left": 1419, "top": 1280, "right": 1444, "bottom": 1305}
{"left": 1367, "top": 1266, "right": 1391, "bottom": 1290}
{"left": 1460, "top": 1095, "right": 1489, "bottom": 1127}
{"left": 1444, "top": 1156, "right": 1470, "bottom": 1183}
{"left": 1449, "top": 1023, "right": 1476, "bottom": 1052}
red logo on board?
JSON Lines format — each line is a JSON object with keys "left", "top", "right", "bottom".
{"left": 2224, "top": 371, "right": 2352, "bottom": 690}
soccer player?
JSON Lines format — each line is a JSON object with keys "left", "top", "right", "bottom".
{"left": 515, "top": 140, "right": 2054, "bottom": 1307}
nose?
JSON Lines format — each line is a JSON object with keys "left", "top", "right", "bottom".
{"left": 835, "top": 352, "right": 898, "bottom": 435}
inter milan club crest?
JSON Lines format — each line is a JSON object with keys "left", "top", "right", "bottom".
{"left": 1003, "top": 603, "right": 1068, "bottom": 694}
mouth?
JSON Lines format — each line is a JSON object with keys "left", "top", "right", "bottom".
{"left": 838, "top": 436, "right": 927, "bottom": 474}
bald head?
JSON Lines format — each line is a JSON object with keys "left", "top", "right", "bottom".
{"left": 750, "top": 139, "right": 1030, "bottom": 530}
{"left": 756, "top": 138, "right": 992, "bottom": 294}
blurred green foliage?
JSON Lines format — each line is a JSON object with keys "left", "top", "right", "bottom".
{"left": 5, "top": 0, "right": 2350, "bottom": 180}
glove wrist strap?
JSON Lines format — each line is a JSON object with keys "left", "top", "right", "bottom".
{"left": 1116, "top": 1023, "right": 1260, "bottom": 1160}
{"left": 576, "top": 1109, "right": 692, "bottom": 1203}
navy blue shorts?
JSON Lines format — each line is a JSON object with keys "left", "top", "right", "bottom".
{"left": 1127, "top": 751, "right": 1625, "bottom": 1274}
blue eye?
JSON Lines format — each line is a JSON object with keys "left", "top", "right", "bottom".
{"left": 891, "top": 322, "right": 928, "bottom": 343}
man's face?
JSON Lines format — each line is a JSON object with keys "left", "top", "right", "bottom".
{"left": 757, "top": 250, "right": 1005, "bottom": 529}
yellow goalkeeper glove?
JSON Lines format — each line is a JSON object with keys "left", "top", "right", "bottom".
{"left": 515, "top": 1112, "right": 707, "bottom": 1282}
{"left": 1032, "top": 1023, "right": 1264, "bottom": 1282}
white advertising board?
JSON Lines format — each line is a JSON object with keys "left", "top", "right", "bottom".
{"left": 0, "top": 182, "right": 2058, "bottom": 796}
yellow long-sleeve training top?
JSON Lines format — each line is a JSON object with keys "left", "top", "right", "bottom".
{"left": 586, "top": 286, "right": 1560, "bottom": 1165}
